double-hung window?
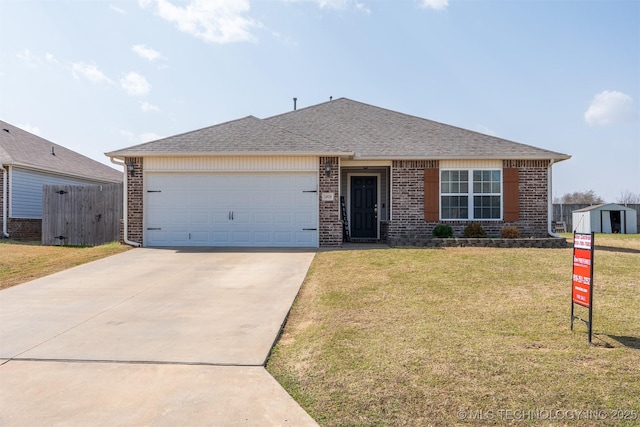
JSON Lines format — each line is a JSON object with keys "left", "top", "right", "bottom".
{"left": 441, "top": 169, "right": 502, "bottom": 220}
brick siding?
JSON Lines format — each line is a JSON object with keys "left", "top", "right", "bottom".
{"left": 387, "top": 159, "right": 551, "bottom": 239}
{"left": 319, "top": 157, "right": 342, "bottom": 246}
{"left": 125, "top": 157, "right": 144, "bottom": 245}
{"left": 7, "top": 218, "right": 41, "bottom": 240}
{"left": 0, "top": 171, "right": 5, "bottom": 236}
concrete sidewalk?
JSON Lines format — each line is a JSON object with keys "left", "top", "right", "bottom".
{"left": 0, "top": 248, "right": 318, "bottom": 426}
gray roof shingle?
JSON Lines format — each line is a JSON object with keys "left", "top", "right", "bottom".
{"left": 266, "top": 98, "right": 570, "bottom": 160}
{"left": 107, "top": 98, "right": 570, "bottom": 161}
{"left": 106, "top": 116, "right": 350, "bottom": 157}
{"left": 1, "top": 121, "right": 122, "bottom": 183}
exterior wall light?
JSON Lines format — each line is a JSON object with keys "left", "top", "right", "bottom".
{"left": 325, "top": 160, "right": 332, "bottom": 177}
{"left": 126, "top": 161, "right": 135, "bottom": 177}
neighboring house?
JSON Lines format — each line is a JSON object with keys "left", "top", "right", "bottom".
{"left": 1, "top": 121, "right": 123, "bottom": 240}
{"left": 572, "top": 203, "right": 638, "bottom": 234}
{"left": 106, "top": 98, "right": 570, "bottom": 248}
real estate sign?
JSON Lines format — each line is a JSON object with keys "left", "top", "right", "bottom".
{"left": 571, "top": 232, "right": 594, "bottom": 343}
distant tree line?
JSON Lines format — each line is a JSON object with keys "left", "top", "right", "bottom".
{"left": 554, "top": 190, "right": 640, "bottom": 204}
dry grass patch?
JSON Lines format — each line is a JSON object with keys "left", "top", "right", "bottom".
{"left": 0, "top": 240, "right": 130, "bottom": 290}
{"left": 267, "top": 234, "right": 640, "bottom": 426}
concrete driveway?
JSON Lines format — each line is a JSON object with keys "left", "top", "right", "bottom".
{"left": 0, "top": 248, "right": 318, "bottom": 426}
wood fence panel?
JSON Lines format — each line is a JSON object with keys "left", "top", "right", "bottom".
{"left": 42, "top": 184, "right": 123, "bottom": 246}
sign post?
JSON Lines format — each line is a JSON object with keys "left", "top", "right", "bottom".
{"left": 571, "top": 232, "right": 595, "bottom": 343}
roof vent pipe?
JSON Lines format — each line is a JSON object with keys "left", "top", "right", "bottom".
{"left": 293, "top": 97, "right": 297, "bottom": 111}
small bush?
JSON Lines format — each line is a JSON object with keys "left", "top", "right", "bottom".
{"left": 432, "top": 224, "right": 453, "bottom": 238}
{"left": 463, "top": 223, "right": 487, "bottom": 238}
{"left": 500, "top": 226, "right": 520, "bottom": 239}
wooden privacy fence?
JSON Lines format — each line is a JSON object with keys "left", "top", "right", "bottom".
{"left": 42, "top": 184, "right": 123, "bottom": 246}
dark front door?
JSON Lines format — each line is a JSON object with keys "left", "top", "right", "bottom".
{"left": 350, "top": 176, "right": 377, "bottom": 238}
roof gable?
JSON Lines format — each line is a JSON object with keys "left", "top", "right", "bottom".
{"left": 0, "top": 121, "right": 122, "bottom": 183}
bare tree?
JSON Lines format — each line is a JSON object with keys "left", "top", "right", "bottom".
{"left": 558, "top": 190, "right": 604, "bottom": 204}
{"left": 616, "top": 190, "right": 640, "bottom": 204}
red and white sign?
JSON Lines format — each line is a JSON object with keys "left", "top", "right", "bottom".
{"left": 572, "top": 234, "right": 593, "bottom": 307}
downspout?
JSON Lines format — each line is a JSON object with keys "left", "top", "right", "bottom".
{"left": 1, "top": 165, "right": 9, "bottom": 238}
{"left": 110, "top": 157, "right": 141, "bottom": 247}
{"left": 547, "top": 159, "right": 559, "bottom": 238}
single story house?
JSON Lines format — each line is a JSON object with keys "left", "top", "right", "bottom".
{"left": 1, "top": 121, "right": 123, "bottom": 239}
{"left": 572, "top": 203, "right": 638, "bottom": 234}
{"left": 106, "top": 98, "right": 571, "bottom": 248}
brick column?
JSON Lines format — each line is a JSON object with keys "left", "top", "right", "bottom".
{"left": 125, "top": 157, "right": 144, "bottom": 245}
{"left": 318, "top": 156, "right": 341, "bottom": 246}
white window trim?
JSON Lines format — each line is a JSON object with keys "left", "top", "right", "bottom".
{"left": 440, "top": 168, "right": 503, "bottom": 221}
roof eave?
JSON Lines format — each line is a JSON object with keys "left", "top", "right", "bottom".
{"left": 352, "top": 154, "right": 572, "bottom": 162}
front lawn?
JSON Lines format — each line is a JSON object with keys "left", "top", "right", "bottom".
{"left": 267, "top": 234, "right": 640, "bottom": 426}
{"left": 0, "top": 240, "right": 130, "bottom": 290}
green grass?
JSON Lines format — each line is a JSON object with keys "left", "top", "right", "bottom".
{"left": 0, "top": 240, "right": 130, "bottom": 290}
{"left": 267, "top": 234, "right": 640, "bottom": 426}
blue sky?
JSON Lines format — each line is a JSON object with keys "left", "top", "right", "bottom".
{"left": 1, "top": 0, "right": 638, "bottom": 202}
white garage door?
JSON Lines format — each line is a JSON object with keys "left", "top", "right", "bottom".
{"left": 145, "top": 172, "right": 318, "bottom": 247}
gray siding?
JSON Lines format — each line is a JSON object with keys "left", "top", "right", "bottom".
{"left": 11, "top": 167, "right": 108, "bottom": 219}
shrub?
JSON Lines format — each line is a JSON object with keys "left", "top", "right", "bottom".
{"left": 463, "top": 223, "right": 487, "bottom": 238}
{"left": 500, "top": 226, "right": 520, "bottom": 239}
{"left": 432, "top": 224, "right": 453, "bottom": 238}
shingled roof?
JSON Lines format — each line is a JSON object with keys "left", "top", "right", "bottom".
{"left": 266, "top": 98, "right": 570, "bottom": 160}
{"left": 1, "top": 120, "right": 122, "bottom": 183}
{"left": 107, "top": 116, "right": 349, "bottom": 157}
{"left": 107, "top": 98, "right": 570, "bottom": 162}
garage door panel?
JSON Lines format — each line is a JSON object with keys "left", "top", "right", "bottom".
{"left": 145, "top": 172, "right": 318, "bottom": 247}
{"left": 212, "top": 231, "right": 231, "bottom": 245}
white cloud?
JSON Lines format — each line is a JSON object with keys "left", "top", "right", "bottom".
{"left": 17, "top": 49, "right": 42, "bottom": 67}
{"left": 132, "top": 44, "right": 165, "bottom": 61}
{"left": 140, "top": 0, "right": 259, "bottom": 44}
{"left": 584, "top": 90, "right": 637, "bottom": 126}
{"left": 283, "top": 0, "right": 369, "bottom": 12}
{"left": 420, "top": 0, "right": 448, "bottom": 11}
{"left": 140, "top": 132, "right": 162, "bottom": 142}
{"left": 476, "top": 125, "right": 497, "bottom": 137}
{"left": 45, "top": 52, "right": 57, "bottom": 64}
{"left": 140, "top": 101, "right": 160, "bottom": 112}
{"left": 18, "top": 123, "right": 41, "bottom": 135}
{"left": 110, "top": 4, "right": 126, "bottom": 14}
{"left": 72, "top": 62, "right": 114, "bottom": 84}
{"left": 120, "top": 130, "right": 161, "bottom": 143}
{"left": 120, "top": 72, "right": 151, "bottom": 96}
{"left": 355, "top": 2, "right": 371, "bottom": 14}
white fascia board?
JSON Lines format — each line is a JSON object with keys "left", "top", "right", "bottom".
{"left": 354, "top": 154, "right": 572, "bottom": 162}
{"left": 107, "top": 151, "right": 354, "bottom": 158}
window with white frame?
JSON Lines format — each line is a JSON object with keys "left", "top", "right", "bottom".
{"left": 440, "top": 169, "right": 502, "bottom": 220}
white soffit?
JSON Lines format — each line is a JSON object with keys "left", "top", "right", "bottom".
{"left": 440, "top": 159, "right": 502, "bottom": 169}
{"left": 144, "top": 156, "right": 318, "bottom": 172}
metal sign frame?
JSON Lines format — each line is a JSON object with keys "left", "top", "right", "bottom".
{"left": 571, "top": 232, "right": 595, "bottom": 343}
